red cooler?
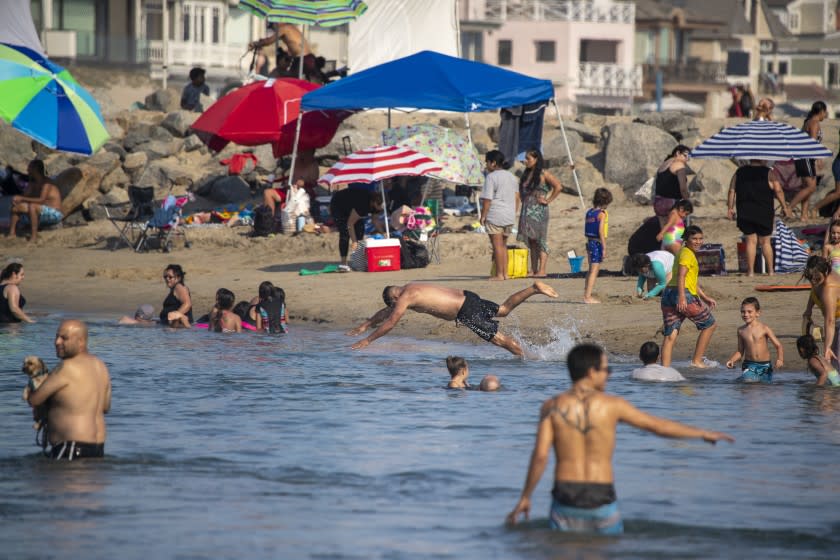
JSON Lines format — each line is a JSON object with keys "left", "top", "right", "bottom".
{"left": 366, "top": 238, "right": 401, "bottom": 272}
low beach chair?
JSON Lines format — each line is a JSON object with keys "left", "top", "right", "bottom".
{"left": 102, "top": 186, "right": 155, "bottom": 251}
{"left": 135, "top": 195, "right": 191, "bottom": 253}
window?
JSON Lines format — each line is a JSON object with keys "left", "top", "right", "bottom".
{"left": 789, "top": 12, "right": 799, "bottom": 32}
{"left": 498, "top": 40, "right": 512, "bottom": 66}
{"left": 461, "top": 31, "right": 483, "bottom": 62}
{"left": 779, "top": 60, "right": 789, "bottom": 76}
{"left": 183, "top": 5, "right": 191, "bottom": 41}
{"left": 212, "top": 7, "right": 220, "bottom": 43}
{"left": 765, "top": 60, "right": 774, "bottom": 73}
{"left": 580, "top": 39, "right": 618, "bottom": 63}
{"left": 535, "top": 41, "right": 555, "bottom": 62}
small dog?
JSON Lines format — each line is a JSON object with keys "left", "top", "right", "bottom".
{"left": 22, "top": 355, "right": 50, "bottom": 431}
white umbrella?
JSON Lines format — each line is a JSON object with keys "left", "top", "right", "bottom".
{"left": 691, "top": 120, "right": 833, "bottom": 161}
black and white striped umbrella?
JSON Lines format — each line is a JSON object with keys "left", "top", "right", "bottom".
{"left": 690, "top": 120, "right": 832, "bottom": 161}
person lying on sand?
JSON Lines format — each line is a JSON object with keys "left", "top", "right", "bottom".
{"left": 348, "top": 281, "right": 558, "bottom": 357}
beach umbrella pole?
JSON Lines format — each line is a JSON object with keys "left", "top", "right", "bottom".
{"left": 288, "top": 25, "right": 308, "bottom": 185}
{"left": 550, "top": 99, "right": 584, "bottom": 209}
{"left": 381, "top": 182, "right": 389, "bottom": 237}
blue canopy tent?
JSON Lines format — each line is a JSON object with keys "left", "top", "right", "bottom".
{"left": 300, "top": 50, "right": 583, "bottom": 205}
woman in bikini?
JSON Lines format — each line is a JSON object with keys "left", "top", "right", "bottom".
{"left": 802, "top": 256, "right": 840, "bottom": 370}
{"left": 822, "top": 219, "right": 840, "bottom": 274}
{"left": 209, "top": 288, "right": 242, "bottom": 333}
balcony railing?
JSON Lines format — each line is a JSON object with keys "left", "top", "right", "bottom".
{"left": 141, "top": 40, "right": 249, "bottom": 70}
{"left": 484, "top": 0, "right": 635, "bottom": 24}
{"left": 641, "top": 62, "right": 727, "bottom": 85}
{"left": 577, "top": 62, "right": 642, "bottom": 96}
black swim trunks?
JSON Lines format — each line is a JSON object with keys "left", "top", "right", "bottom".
{"left": 552, "top": 481, "right": 617, "bottom": 508}
{"left": 49, "top": 441, "right": 104, "bottom": 460}
{"left": 455, "top": 290, "right": 500, "bottom": 342}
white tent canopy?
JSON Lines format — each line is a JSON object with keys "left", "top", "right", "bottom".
{"left": 639, "top": 94, "right": 703, "bottom": 115}
{"left": 0, "top": 0, "right": 44, "bottom": 54}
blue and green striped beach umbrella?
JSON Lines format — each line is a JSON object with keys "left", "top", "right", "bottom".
{"left": 239, "top": 0, "right": 368, "bottom": 26}
{"left": 0, "top": 42, "right": 109, "bottom": 155}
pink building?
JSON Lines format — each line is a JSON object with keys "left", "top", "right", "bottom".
{"left": 460, "top": 0, "right": 642, "bottom": 113}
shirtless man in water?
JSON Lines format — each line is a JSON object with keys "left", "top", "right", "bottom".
{"left": 27, "top": 320, "right": 112, "bottom": 460}
{"left": 506, "top": 343, "right": 733, "bottom": 534}
{"left": 8, "top": 159, "right": 63, "bottom": 242}
{"left": 348, "top": 281, "right": 558, "bottom": 357}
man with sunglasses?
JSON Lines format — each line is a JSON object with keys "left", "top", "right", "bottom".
{"left": 507, "top": 343, "right": 733, "bottom": 534}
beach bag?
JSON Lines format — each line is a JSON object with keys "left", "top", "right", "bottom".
{"left": 400, "top": 239, "right": 430, "bottom": 269}
{"left": 252, "top": 205, "right": 274, "bottom": 237}
{"left": 349, "top": 240, "right": 367, "bottom": 271}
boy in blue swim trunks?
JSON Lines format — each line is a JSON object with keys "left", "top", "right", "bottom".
{"left": 725, "top": 297, "right": 784, "bottom": 383}
{"left": 583, "top": 188, "right": 613, "bottom": 304}
{"left": 506, "top": 344, "right": 734, "bottom": 534}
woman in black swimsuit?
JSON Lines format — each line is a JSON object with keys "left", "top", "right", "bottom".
{"left": 653, "top": 145, "right": 691, "bottom": 225}
{"left": 160, "top": 264, "right": 193, "bottom": 327}
{"left": 0, "top": 262, "right": 34, "bottom": 323}
{"left": 791, "top": 101, "right": 828, "bottom": 219}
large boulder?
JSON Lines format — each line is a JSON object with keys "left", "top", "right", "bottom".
{"left": 548, "top": 161, "right": 607, "bottom": 201}
{"left": 123, "top": 124, "right": 155, "bottom": 151}
{"left": 100, "top": 166, "right": 131, "bottom": 193}
{"left": 689, "top": 159, "right": 738, "bottom": 207}
{"left": 60, "top": 164, "right": 104, "bottom": 217}
{"left": 634, "top": 112, "right": 701, "bottom": 145}
{"left": 183, "top": 134, "right": 205, "bottom": 152}
{"left": 203, "top": 175, "right": 252, "bottom": 204}
{"left": 134, "top": 156, "right": 206, "bottom": 197}
{"left": 43, "top": 153, "right": 78, "bottom": 177}
{"left": 123, "top": 151, "right": 148, "bottom": 173}
{"left": 85, "top": 150, "right": 122, "bottom": 176}
{"left": 576, "top": 113, "right": 608, "bottom": 130}
{"left": 252, "top": 143, "right": 277, "bottom": 173}
{"left": 602, "top": 122, "right": 677, "bottom": 191}
{"left": 54, "top": 167, "right": 83, "bottom": 199}
{"left": 556, "top": 119, "right": 600, "bottom": 143}
{"left": 161, "top": 110, "right": 200, "bottom": 137}
{"left": 0, "top": 121, "right": 36, "bottom": 170}
{"left": 103, "top": 141, "right": 127, "bottom": 160}
{"left": 542, "top": 129, "right": 585, "bottom": 166}
{"left": 137, "top": 139, "right": 184, "bottom": 161}
{"left": 144, "top": 88, "right": 181, "bottom": 113}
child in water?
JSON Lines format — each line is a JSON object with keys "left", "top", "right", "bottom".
{"left": 583, "top": 188, "right": 613, "bottom": 304}
{"left": 209, "top": 288, "right": 242, "bottom": 333}
{"left": 725, "top": 297, "right": 784, "bottom": 382}
{"left": 797, "top": 334, "right": 840, "bottom": 386}
{"left": 822, "top": 219, "right": 840, "bottom": 275}
{"left": 656, "top": 199, "right": 693, "bottom": 255}
{"left": 445, "top": 356, "right": 500, "bottom": 391}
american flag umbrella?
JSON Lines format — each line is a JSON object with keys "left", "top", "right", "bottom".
{"left": 690, "top": 119, "right": 832, "bottom": 161}
{"left": 319, "top": 145, "right": 443, "bottom": 236}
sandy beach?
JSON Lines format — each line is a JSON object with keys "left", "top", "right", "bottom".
{"left": 5, "top": 190, "right": 810, "bottom": 368}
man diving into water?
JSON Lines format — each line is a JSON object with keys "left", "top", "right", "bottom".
{"left": 348, "top": 281, "right": 558, "bottom": 357}
{"left": 507, "top": 343, "right": 734, "bottom": 533}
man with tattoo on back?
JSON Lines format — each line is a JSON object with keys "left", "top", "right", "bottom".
{"left": 506, "top": 344, "right": 734, "bottom": 534}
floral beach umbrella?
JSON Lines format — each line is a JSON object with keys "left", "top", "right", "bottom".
{"left": 0, "top": 42, "right": 108, "bottom": 155}
{"left": 381, "top": 124, "right": 485, "bottom": 186}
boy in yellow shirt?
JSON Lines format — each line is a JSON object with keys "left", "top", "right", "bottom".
{"left": 660, "top": 225, "right": 717, "bottom": 367}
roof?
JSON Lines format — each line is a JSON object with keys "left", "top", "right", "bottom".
{"left": 764, "top": 0, "right": 794, "bottom": 8}
{"left": 634, "top": 0, "right": 722, "bottom": 26}
{"left": 682, "top": 0, "right": 754, "bottom": 38}
{"left": 777, "top": 34, "right": 840, "bottom": 53}
{"left": 761, "top": 0, "right": 792, "bottom": 39}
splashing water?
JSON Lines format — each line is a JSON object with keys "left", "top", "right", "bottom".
{"left": 516, "top": 320, "right": 582, "bottom": 361}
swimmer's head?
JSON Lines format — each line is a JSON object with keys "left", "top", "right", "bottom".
{"left": 479, "top": 374, "right": 500, "bottom": 391}
{"left": 567, "top": 343, "right": 609, "bottom": 389}
{"left": 259, "top": 281, "right": 275, "bottom": 301}
{"left": 446, "top": 356, "right": 468, "bottom": 379}
{"left": 382, "top": 285, "right": 400, "bottom": 307}
{"left": 628, "top": 253, "right": 652, "bottom": 275}
{"left": 215, "top": 288, "right": 235, "bottom": 311}
{"left": 797, "top": 334, "right": 819, "bottom": 359}
{"left": 592, "top": 188, "right": 613, "bottom": 209}
{"left": 134, "top": 304, "right": 155, "bottom": 322}
{"left": 639, "top": 341, "right": 660, "bottom": 365}
{"left": 740, "top": 297, "right": 760, "bottom": 323}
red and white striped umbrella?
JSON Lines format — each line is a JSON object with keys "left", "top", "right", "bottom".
{"left": 318, "top": 145, "right": 443, "bottom": 186}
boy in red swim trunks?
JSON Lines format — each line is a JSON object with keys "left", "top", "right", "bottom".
{"left": 660, "top": 225, "right": 717, "bottom": 367}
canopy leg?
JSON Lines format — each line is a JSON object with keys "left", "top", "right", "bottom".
{"left": 288, "top": 25, "right": 308, "bottom": 185}
{"left": 550, "top": 99, "right": 585, "bottom": 210}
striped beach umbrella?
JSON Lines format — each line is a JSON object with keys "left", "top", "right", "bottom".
{"left": 0, "top": 42, "right": 108, "bottom": 155}
{"left": 319, "top": 145, "right": 443, "bottom": 187}
{"left": 690, "top": 120, "right": 832, "bottom": 161}
{"left": 239, "top": 0, "right": 367, "bottom": 27}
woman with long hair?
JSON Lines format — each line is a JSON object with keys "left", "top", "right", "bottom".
{"left": 653, "top": 145, "right": 691, "bottom": 226}
{"left": 790, "top": 101, "right": 828, "bottom": 219}
{"left": 160, "top": 264, "right": 193, "bottom": 327}
{"left": 516, "top": 149, "right": 563, "bottom": 277}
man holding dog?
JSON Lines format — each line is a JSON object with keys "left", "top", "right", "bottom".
{"left": 27, "top": 320, "right": 111, "bottom": 460}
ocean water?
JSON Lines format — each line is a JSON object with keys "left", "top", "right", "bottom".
{"left": 1, "top": 317, "right": 838, "bottom": 560}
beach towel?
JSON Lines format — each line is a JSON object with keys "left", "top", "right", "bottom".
{"left": 773, "top": 218, "right": 809, "bottom": 273}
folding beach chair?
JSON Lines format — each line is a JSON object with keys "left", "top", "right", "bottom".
{"left": 102, "top": 186, "right": 155, "bottom": 251}
{"left": 135, "top": 195, "right": 191, "bottom": 253}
